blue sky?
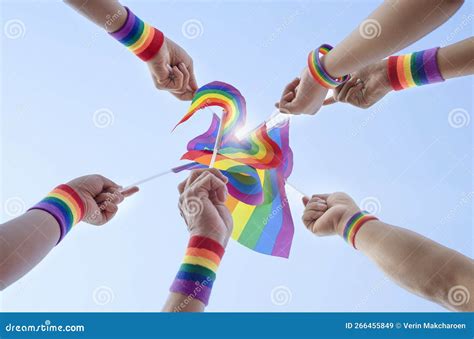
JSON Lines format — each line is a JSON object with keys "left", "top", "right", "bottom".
{"left": 1, "top": 0, "right": 472, "bottom": 312}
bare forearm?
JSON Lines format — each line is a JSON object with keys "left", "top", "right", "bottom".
{"left": 0, "top": 210, "right": 60, "bottom": 290}
{"left": 438, "top": 37, "right": 474, "bottom": 79}
{"left": 325, "top": 0, "right": 464, "bottom": 77}
{"left": 352, "top": 220, "right": 474, "bottom": 311}
{"left": 64, "top": 0, "right": 126, "bottom": 32}
{"left": 162, "top": 292, "right": 205, "bottom": 312}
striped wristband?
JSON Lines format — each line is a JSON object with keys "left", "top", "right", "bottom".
{"left": 110, "top": 7, "right": 164, "bottom": 62}
{"left": 343, "top": 211, "right": 378, "bottom": 249}
{"left": 308, "top": 44, "right": 350, "bottom": 89}
{"left": 28, "top": 184, "right": 85, "bottom": 244}
{"left": 170, "top": 236, "right": 225, "bottom": 307}
{"left": 387, "top": 47, "right": 444, "bottom": 91}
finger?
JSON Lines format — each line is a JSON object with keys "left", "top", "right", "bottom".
{"left": 172, "top": 91, "right": 193, "bottom": 101}
{"left": 283, "top": 91, "right": 295, "bottom": 102}
{"left": 336, "top": 77, "right": 358, "bottom": 102}
{"left": 185, "top": 169, "right": 208, "bottom": 189}
{"left": 190, "top": 171, "right": 228, "bottom": 204}
{"left": 188, "top": 62, "right": 198, "bottom": 92}
{"left": 170, "top": 65, "right": 184, "bottom": 91}
{"left": 302, "top": 196, "right": 310, "bottom": 206}
{"left": 185, "top": 168, "right": 229, "bottom": 189}
{"left": 104, "top": 202, "right": 119, "bottom": 214}
{"left": 190, "top": 168, "right": 227, "bottom": 186}
{"left": 283, "top": 78, "right": 300, "bottom": 96}
{"left": 312, "top": 193, "right": 330, "bottom": 200}
{"left": 305, "top": 201, "right": 328, "bottom": 212}
{"left": 151, "top": 73, "right": 165, "bottom": 90}
{"left": 150, "top": 61, "right": 171, "bottom": 87}
{"left": 121, "top": 186, "right": 139, "bottom": 197}
{"left": 279, "top": 101, "right": 302, "bottom": 115}
{"left": 302, "top": 210, "right": 325, "bottom": 228}
{"left": 95, "top": 192, "right": 123, "bottom": 205}
{"left": 279, "top": 78, "right": 299, "bottom": 107}
{"left": 323, "top": 96, "right": 337, "bottom": 106}
{"left": 343, "top": 82, "right": 363, "bottom": 104}
{"left": 103, "top": 203, "right": 119, "bottom": 222}
{"left": 178, "top": 62, "right": 190, "bottom": 94}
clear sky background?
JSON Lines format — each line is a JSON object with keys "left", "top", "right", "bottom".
{"left": 1, "top": 0, "right": 472, "bottom": 312}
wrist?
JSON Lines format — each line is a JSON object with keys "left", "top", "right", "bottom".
{"left": 387, "top": 48, "right": 444, "bottom": 91}
{"left": 335, "top": 207, "right": 361, "bottom": 237}
{"left": 189, "top": 229, "right": 230, "bottom": 249}
{"left": 28, "top": 184, "right": 85, "bottom": 244}
{"left": 340, "top": 210, "right": 379, "bottom": 249}
{"left": 308, "top": 44, "right": 350, "bottom": 89}
{"left": 109, "top": 7, "right": 164, "bottom": 61}
{"left": 170, "top": 235, "right": 225, "bottom": 308}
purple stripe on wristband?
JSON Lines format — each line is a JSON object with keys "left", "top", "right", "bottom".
{"left": 110, "top": 7, "right": 135, "bottom": 40}
{"left": 170, "top": 279, "right": 212, "bottom": 306}
{"left": 423, "top": 47, "right": 444, "bottom": 84}
{"left": 30, "top": 202, "right": 67, "bottom": 242}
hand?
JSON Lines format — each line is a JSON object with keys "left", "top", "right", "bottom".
{"left": 66, "top": 175, "right": 139, "bottom": 226}
{"left": 147, "top": 37, "right": 198, "bottom": 100}
{"left": 323, "top": 59, "right": 391, "bottom": 109}
{"left": 275, "top": 67, "right": 329, "bottom": 115}
{"left": 302, "top": 192, "right": 360, "bottom": 237}
{"left": 178, "top": 169, "right": 233, "bottom": 247}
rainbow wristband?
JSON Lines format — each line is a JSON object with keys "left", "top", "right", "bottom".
{"left": 170, "top": 236, "right": 225, "bottom": 307}
{"left": 387, "top": 47, "right": 444, "bottom": 91}
{"left": 308, "top": 44, "right": 350, "bottom": 89}
{"left": 28, "top": 184, "right": 85, "bottom": 244}
{"left": 343, "top": 211, "right": 378, "bottom": 249}
{"left": 110, "top": 7, "right": 164, "bottom": 62}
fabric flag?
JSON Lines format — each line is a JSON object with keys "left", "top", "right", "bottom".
{"left": 173, "top": 81, "right": 294, "bottom": 258}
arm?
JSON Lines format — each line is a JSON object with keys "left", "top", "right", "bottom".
{"left": 437, "top": 37, "right": 474, "bottom": 79}
{"left": 324, "top": 37, "right": 474, "bottom": 108}
{"left": 162, "top": 169, "right": 233, "bottom": 312}
{"left": 277, "top": 0, "right": 465, "bottom": 115}
{"left": 64, "top": 0, "right": 198, "bottom": 100}
{"left": 0, "top": 175, "right": 138, "bottom": 290}
{"left": 302, "top": 193, "right": 474, "bottom": 311}
{"left": 324, "top": 0, "right": 465, "bottom": 77}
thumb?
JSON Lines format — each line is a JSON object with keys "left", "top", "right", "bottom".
{"left": 152, "top": 63, "right": 172, "bottom": 84}
{"left": 302, "top": 196, "right": 310, "bottom": 206}
{"left": 193, "top": 172, "right": 228, "bottom": 204}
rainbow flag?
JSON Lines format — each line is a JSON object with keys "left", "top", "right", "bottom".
{"left": 174, "top": 82, "right": 294, "bottom": 258}
{"left": 174, "top": 81, "right": 246, "bottom": 138}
